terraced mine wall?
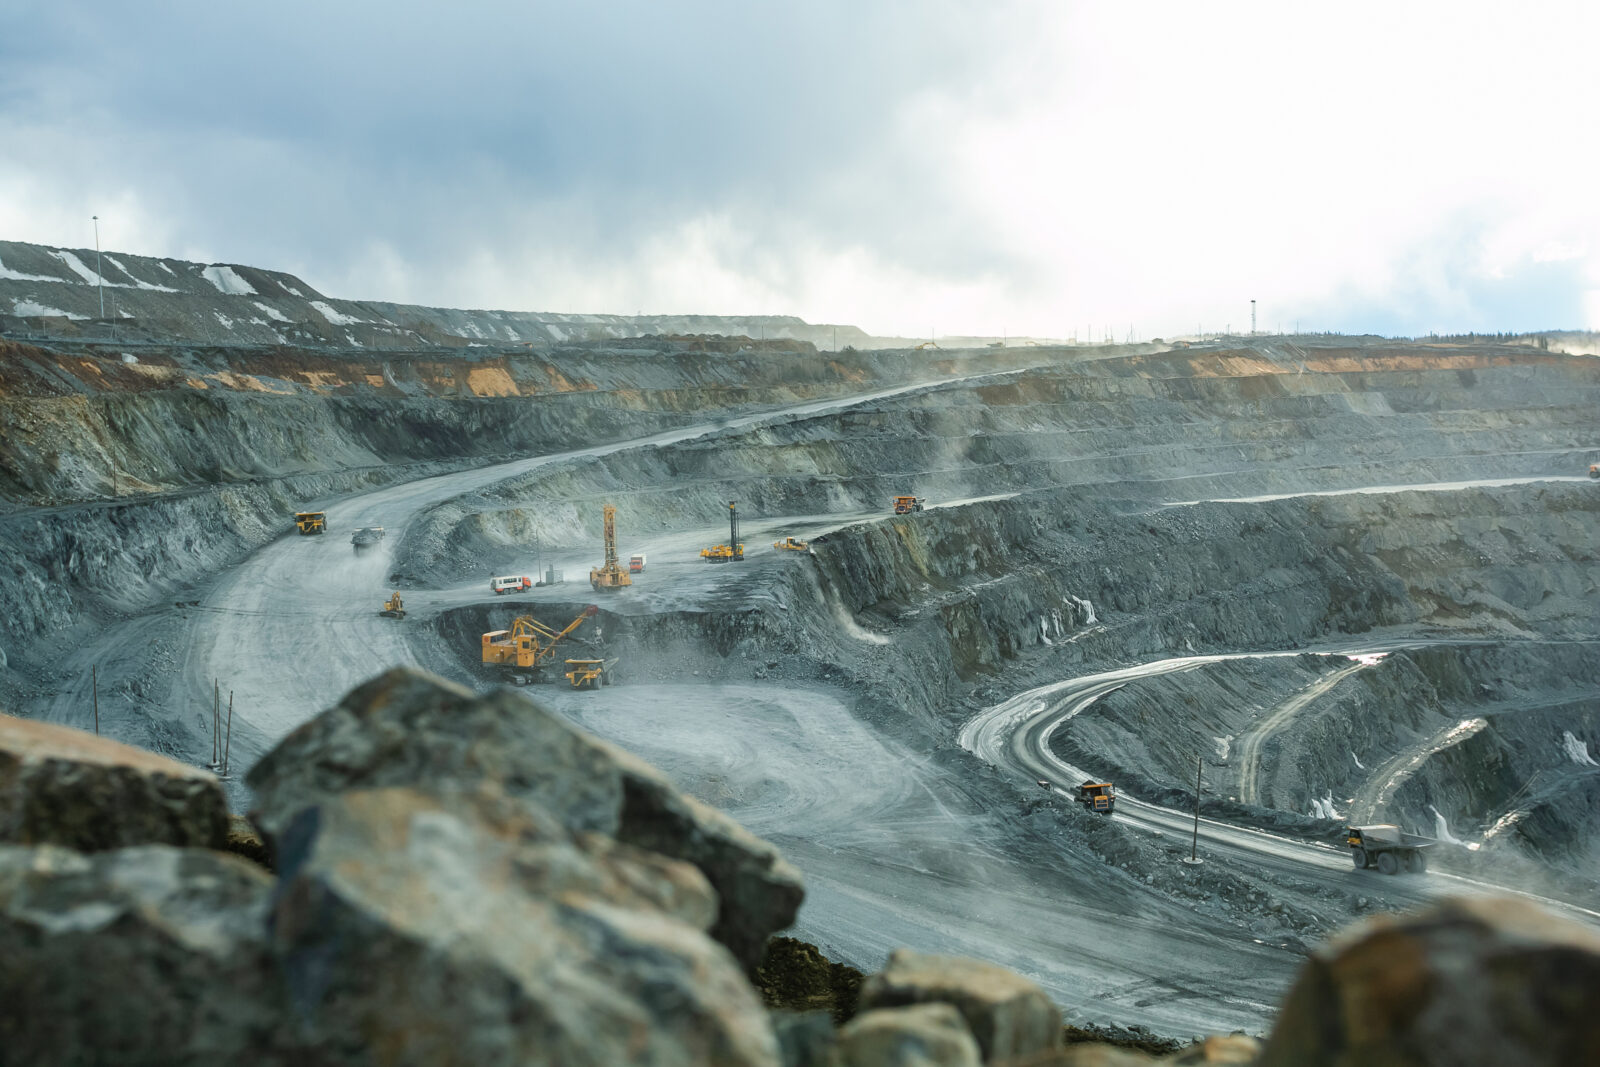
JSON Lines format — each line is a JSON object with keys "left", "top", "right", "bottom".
{"left": 395, "top": 347, "right": 1600, "bottom": 586}
{"left": 0, "top": 338, "right": 1056, "bottom": 683}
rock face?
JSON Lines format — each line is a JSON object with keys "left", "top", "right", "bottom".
{"left": 268, "top": 786, "right": 777, "bottom": 1066}
{"left": 0, "top": 844, "right": 283, "bottom": 1066}
{"left": 836, "top": 1004, "right": 982, "bottom": 1067}
{"left": 1258, "top": 894, "right": 1600, "bottom": 1066}
{"left": 858, "top": 949, "right": 1062, "bottom": 1063}
{"left": 247, "top": 667, "right": 803, "bottom": 970}
{"left": 0, "top": 713, "right": 227, "bottom": 850}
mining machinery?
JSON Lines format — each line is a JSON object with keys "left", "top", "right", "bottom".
{"left": 481, "top": 605, "right": 600, "bottom": 674}
{"left": 773, "top": 536, "right": 809, "bottom": 552}
{"left": 295, "top": 511, "right": 327, "bottom": 535}
{"left": 701, "top": 501, "right": 745, "bottom": 563}
{"left": 892, "top": 496, "right": 925, "bottom": 515}
{"left": 590, "top": 504, "right": 633, "bottom": 591}
{"left": 378, "top": 591, "right": 406, "bottom": 619}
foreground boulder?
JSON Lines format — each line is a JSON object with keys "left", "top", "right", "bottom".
{"left": 269, "top": 785, "right": 779, "bottom": 1066}
{"left": 1258, "top": 895, "right": 1600, "bottom": 1066}
{"left": 858, "top": 949, "right": 1062, "bottom": 1062}
{"left": 0, "top": 844, "right": 283, "bottom": 1065}
{"left": 836, "top": 1004, "right": 982, "bottom": 1066}
{"left": 0, "top": 713, "right": 227, "bottom": 850}
{"left": 248, "top": 667, "right": 803, "bottom": 969}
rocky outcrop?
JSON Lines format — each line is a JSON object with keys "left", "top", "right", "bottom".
{"left": 248, "top": 667, "right": 803, "bottom": 970}
{"left": 1258, "top": 895, "right": 1600, "bottom": 1066}
{"left": 0, "top": 713, "right": 226, "bottom": 850}
{"left": 0, "top": 844, "right": 283, "bottom": 1066}
{"left": 857, "top": 950, "right": 1062, "bottom": 1063}
{"left": 269, "top": 786, "right": 775, "bottom": 1066}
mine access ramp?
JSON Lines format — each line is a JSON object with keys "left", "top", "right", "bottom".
{"left": 1347, "top": 824, "right": 1435, "bottom": 875}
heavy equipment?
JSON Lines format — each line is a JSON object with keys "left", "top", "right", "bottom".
{"left": 564, "top": 658, "right": 617, "bottom": 689}
{"left": 351, "top": 526, "right": 385, "bottom": 550}
{"left": 892, "top": 496, "right": 925, "bottom": 515}
{"left": 378, "top": 591, "right": 406, "bottom": 619}
{"left": 1075, "top": 781, "right": 1115, "bottom": 815}
{"left": 629, "top": 554, "right": 647, "bottom": 573}
{"left": 1346, "top": 824, "right": 1435, "bottom": 874}
{"left": 481, "top": 606, "right": 599, "bottom": 675}
{"left": 1591, "top": 464, "right": 1598, "bottom": 479}
{"left": 773, "top": 536, "right": 809, "bottom": 552}
{"left": 701, "top": 501, "right": 745, "bottom": 563}
{"left": 590, "top": 504, "right": 633, "bottom": 591}
{"left": 295, "top": 512, "right": 327, "bottom": 535}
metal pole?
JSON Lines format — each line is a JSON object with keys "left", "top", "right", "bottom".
{"left": 93, "top": 216, "right": 104, "bottom": 320}
{"left": 212, "top": 679, "right": 219, "bottom": 765}
{"left": 92, "top": 665, "right": 99, "bottom": 735}
{"left": 223, "top": 691, "right": 234, "bottom": 777}
{"left": 1190, "top": 754, "right": 1202, "bottom": 862}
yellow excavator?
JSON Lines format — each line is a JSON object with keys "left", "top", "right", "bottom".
{"left": 701, "top": 501, "right": 745, "bottom": 563}
{"left": 378, "top": 591, "right": 405, "bottom": 619}
{"left": 590, "top": 504, "right": 633, "bottom": 591}
{"left": 482, "top": 606, "right": 599, "bottom": 673}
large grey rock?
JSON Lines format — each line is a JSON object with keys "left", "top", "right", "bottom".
{"left": 269, "top": 785, "right": 780, "bottom": 1066}
{"left": 1258, "top": 894, "right": 1600, "bottom": 1066}
{"left": 836, "top": 1004, "right": 982, "bottom": 1067}
{"left": 858, "top": 949, "right": 1062, "bottom": 1062}
{"left": 0, "top": 844, "right": 284, "bottom": 1066}
{"left": 248, "top": 667, "right": 803, "bottom": 969}
{"left": 0, "top": 713, "right": 227, "bottom": 850}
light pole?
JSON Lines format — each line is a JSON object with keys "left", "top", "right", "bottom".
{"left": 92, "top": 215, "right": 105, "bottom": 320}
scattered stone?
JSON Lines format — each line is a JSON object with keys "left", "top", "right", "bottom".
{"left": 1258, "top": 894, "right": 1600, "bottom": 1066}
{"left": 756, "top": 935, "right": 866, "bottom": 1025}
{"left": 269, "top": 785, "right": 779, "bottom": 1066}
{"left": 0, "top": 844, "right": 284, "bottom": 1065}
{"left": 859, "top": 949, "right": 1061, "bottom": 1062}
{"left": 836, "top": 1003, "right": 982, "bottom": 1067}
{"left": 0, "top": 713, "right": 227, "bottom": 851}
{"left": 223, "top": 813, "right": 270, "bottom": 870}
{"left": 247, "top": 667, "right": 803, "bottom": 970}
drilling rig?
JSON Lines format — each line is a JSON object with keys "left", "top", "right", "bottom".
{"left": 589, "top": 503, "right": 633, "bottom": 591}
{"left": 701, "top": 501, "right": 745, "bottom": 563}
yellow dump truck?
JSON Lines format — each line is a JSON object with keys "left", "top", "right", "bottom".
{"left": 295, "top": 512, "right": 327, "bottom": 535}
{"left": 564, "top": 658, "right": 616, "bottom": 689}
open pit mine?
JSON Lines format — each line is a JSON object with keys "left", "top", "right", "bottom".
{"left": 1, "top": 239, "right": 1599, "bottom": 1065}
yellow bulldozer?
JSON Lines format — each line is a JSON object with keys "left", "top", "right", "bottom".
{"left": 481, "top": 605, "right": 599, "bottom": 675}
{"left": 295, "top": 511, "right": 327, "bottom": 535}
{"left": 773, "top": 536, "right": 809, "bottom": 552}
{"left": 590, "top": 504, "right": 633, "bottom": 591}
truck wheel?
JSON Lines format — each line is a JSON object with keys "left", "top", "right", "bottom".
{"left": 1351, "top": 847, "right": 1368, "bottom": 869}
{"left": 1407, "top": 851, "right": 1428, "bottom": 874}
{"left": 1377, "top": 852, "right": 1399, "bottom": 875}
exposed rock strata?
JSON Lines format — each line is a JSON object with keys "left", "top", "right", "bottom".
{"left": 0, "top": 713, "right": 226, "bottom": 850}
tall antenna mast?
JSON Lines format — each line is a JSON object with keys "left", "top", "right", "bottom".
{"left": 1251, "top": 299, "right": 1257, "bottom": 337}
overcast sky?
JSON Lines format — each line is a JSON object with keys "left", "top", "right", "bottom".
{"left": 2, "top": 2, "right": 1596, "bottom": 338}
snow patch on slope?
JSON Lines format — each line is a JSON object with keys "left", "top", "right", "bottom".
{"left": 201, "top": 265, "right": 257, "bottom": 296}
{"left": 104, "top": 255, "right": 178, "bottom": 292}
{"left": 12, "top": 299, "right": 85, "bottom": 319}
{"left": 0, "top": 256, "right": 63, "bottom": 282}
{"left": 1562, "top": 731, "right": 1598, "bottom": 767}
{"left": 310, "top": 300, "right": 363, "bottom": 326}
{"left": 48, "top": 249, "right": 107, "bottom": 285}
{"left": 252, "top": 301, "right": 291, "bottom": 323}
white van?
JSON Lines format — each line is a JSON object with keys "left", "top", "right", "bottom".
{"left": 490, "top": 575, "right": 532, "bottom": 595}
